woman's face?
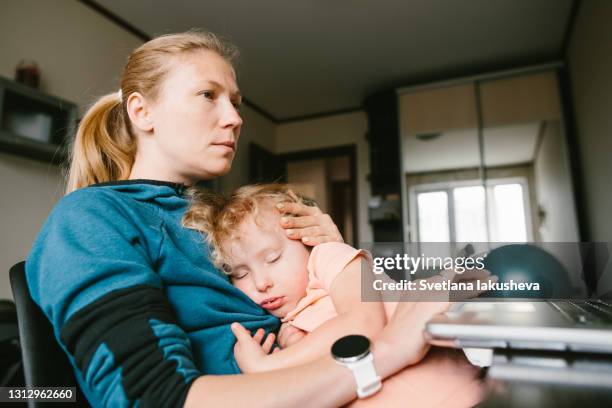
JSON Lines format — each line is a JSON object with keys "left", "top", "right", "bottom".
{"left": 224, "top": 207, "right": 311, "bottom": 319}
{"left": 146, "top": 49, "right": 243, "bottom": 183}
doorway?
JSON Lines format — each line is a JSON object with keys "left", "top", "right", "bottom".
{"left": 249, "top": 143, "right": 358, "bottom": 246}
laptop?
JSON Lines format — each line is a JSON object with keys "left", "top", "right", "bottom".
{"left": 425, "top": 243, "right": 612, "bottom": 354}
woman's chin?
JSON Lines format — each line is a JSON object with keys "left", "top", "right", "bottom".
{"left": 201, "top": 160, "right": 233, "bottom": 178}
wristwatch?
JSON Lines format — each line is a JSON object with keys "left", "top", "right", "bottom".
{"left": 331, "top": 334, "right": 382, "bottom": 398}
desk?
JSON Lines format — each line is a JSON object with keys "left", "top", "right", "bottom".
{"left": 479, "top": 350, "right": 612, "bottom": 407}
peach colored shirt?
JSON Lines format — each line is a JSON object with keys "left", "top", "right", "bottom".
{"left": 281, "top": 242, "right": 372, "bottom": 332}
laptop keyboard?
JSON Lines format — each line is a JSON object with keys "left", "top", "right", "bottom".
{"left": 548, "top": 300, "right": 612, "bottom": 325}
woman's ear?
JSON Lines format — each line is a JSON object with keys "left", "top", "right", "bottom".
{"left": 126, "top": 91, "right": 154, "bottom": 132}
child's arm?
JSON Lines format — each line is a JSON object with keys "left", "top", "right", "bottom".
{"left": 233, "top": 255, "right": 387, "bottom": 373}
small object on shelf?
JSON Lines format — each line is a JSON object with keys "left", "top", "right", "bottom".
{"left": 15, "top": 60, "right": 41, "bottom": 89}
{"left": 368, "top": 194, "right": 401, "bottom": 221}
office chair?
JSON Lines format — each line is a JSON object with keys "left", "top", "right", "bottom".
{"left": 9, "top": 262, "right": 90, "bottom": 407}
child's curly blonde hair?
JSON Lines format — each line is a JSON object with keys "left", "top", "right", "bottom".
{"left": 183, "top": 183, "right": 307, "bottom": 273}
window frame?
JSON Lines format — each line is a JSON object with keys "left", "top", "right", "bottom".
{"left": 408, "top": 176, "right": 533, "bottom": 243}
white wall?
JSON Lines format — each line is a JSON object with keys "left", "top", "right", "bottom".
{"left": 533, "top": 121, "right": 580, "bottom": 242}
{"left": 568, "top": 0, "right": 612, "bottom": 244}
{"left": 0, "top": 153, "right": 63, "bottom": 300}
{"left": 568, "top": 0, "right": 612, "bottom": 295}
{"left": 275, "top": 112, "right": 373, "bottom": 243}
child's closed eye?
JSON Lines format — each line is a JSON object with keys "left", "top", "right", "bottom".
{"left": 233, "top": 273, "right": 247, "bottom": 280}
{"left": 232, "top": 269, "right": 249, "bottom": 280}
{"left": 266, "top": 252, "right": 282, "bottom": 264}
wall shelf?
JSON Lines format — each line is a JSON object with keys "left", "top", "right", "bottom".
{"left": 0, "top": 76, "right": 77, "bottom": 164}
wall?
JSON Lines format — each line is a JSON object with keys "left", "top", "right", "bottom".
{"left": 567, "top": 0, "right": 612, "bottom": 295}
{"left": 0, "top": 153, "right": 63, "bottom": 300}
{"left": 533, "top": 120, "right": 580, "bottom": 242}
{"left": 275, "top": 111, "right": 373, "bottom": 243}
{"left": 568, "top": 0, "right": 612, "bottom": 244}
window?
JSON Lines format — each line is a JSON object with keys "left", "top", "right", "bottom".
{"left": 416, "top": 191, "right": 450, "bottom": 242}
{"left": 411, "top": 179, "right": 531, "bottom": 243}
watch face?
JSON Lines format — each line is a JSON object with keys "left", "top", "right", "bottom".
{"left": 331, "top": 335, "right": 371, "bottom": 363}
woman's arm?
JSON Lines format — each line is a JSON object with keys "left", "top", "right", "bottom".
{"left": 185, "top": 334, "right": 401, "bottom": 408}
{"left": 234, "top": 255, "right": 387, "bottom": 372}
{"left": 187, "top": 287, "right": 465, "bottom": 407}
{"left": 189, "top": 268, "right": 498, "bottom": 406}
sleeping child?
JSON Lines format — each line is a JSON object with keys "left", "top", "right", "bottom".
{"left": 182, "top": 183, "right": 464, "bottom": 374}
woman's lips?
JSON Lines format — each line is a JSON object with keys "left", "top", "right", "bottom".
{"left": 213, "top": 141, "right": 236, "bottom": 151}
{"left": 260, "top": 296, "right": 285, "bottom": 311}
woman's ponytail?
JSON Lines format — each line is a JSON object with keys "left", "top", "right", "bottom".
{"left": 65, "top": 91, "right": 135, "bottom": 193}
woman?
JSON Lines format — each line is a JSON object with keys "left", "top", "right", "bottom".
{"left": 26, "top": 31, "right": 484, "bottom": 407}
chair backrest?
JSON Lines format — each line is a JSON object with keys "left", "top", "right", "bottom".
{"left": 10, "top": 261, "right": 90, "bottom": 407}
{"left": 0, "top": 299, "right": 23, "bottom": 387}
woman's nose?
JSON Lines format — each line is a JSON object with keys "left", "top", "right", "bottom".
{"left": 220, "top": 100, "right": 243, "bottom": 129}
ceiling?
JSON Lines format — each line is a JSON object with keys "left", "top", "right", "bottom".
{"left": 92, "top": 0, "right": 575, "bottom": 121}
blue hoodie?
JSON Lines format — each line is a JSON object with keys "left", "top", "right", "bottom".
{"left": 26, "top": 180, "right": 279, "bottom": 407}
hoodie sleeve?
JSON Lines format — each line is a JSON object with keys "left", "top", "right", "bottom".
{"left": 26, "top": 188, "right": 200, "bottom": 408}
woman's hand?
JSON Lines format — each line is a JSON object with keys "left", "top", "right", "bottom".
{"left": 230, "top": 323, "right": 278, "bottom": 373}
{"left": 373, "top": 269, "right": 497, "bottom": 377}
{"left": 375, "top": 300, "right": 451, "bottom": 377}
{"left": 437, "top": 268, "right": 499, "bottom": 301}
{"left": 276, "top": 202, "right": 343, "bottom": 246}
{"left": 277, "top": 323, "right": 307, "bottom": 349}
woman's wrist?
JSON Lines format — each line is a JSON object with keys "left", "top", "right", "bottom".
{"left": 371, "top": 337, "right": 398, "bottom": 379}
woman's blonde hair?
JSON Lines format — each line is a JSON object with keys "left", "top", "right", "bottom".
{"left": 65, "top": 31, "right": 239, "bottom": 193}
{"left": 183, "top": 184, "right": 306, "bottom": 272}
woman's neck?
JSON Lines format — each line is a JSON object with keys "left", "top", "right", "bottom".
{"left": 129, "top": 153, "right": 196, "bottom": 186}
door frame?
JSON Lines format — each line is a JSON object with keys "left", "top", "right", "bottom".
{"left": 279, "top": 144, "right": 358, "bottom": 245}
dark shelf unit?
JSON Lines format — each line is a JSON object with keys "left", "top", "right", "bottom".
{"left": 0, "top": 76, "right": 77, "bottom": 164}
{"left": 364, "top": 89, "right": 404, "bottom": 242}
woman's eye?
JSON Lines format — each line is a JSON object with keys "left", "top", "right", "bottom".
{"left": 232, "top": 100, "right": 242, "bottom": 110}
{"left": 202, "top": 90, "right": 215, "bottom": 100}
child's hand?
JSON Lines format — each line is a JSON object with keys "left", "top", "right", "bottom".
{"left": 230, "top": 323, "right": 278, "bottom": 373}
{"left": 277, "top": 323, "right": 307, "bottom": 349}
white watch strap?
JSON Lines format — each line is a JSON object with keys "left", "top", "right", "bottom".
{"left": 347, "top": 353, "right": 382, "bottom": 398}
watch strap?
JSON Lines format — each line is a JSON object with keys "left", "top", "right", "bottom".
{"left": 348, "top": 353, "right": 382, "bottom": 398}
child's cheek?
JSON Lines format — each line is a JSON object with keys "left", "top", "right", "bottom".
{"left": 232, "top": 278, "right": 254, "bottom": 300}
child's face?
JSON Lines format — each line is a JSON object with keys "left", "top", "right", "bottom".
{"left": 223, "top": 207, "right": 310, "bottom": 318}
